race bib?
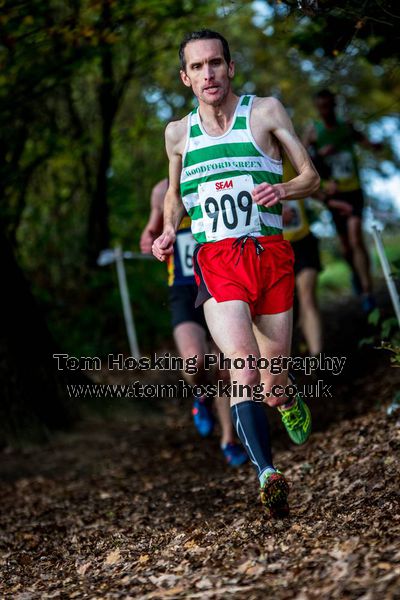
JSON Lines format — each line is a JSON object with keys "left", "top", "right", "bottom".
{"left": 198, "top": 175, "right": 261, "bottom": 242}
{"left": 328, "top": 151, "right": 355, "bottom": 181}
{"left": 176, "top": 230, "right": 197, "bottom": 277}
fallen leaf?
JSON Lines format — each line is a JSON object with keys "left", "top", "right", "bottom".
{"left": 195, "top": 577, "right": 213, "bottom": 590}
{"left": 138, "top": 554, "right": 150, "bottom": 564}
{"left": 104, "top": 549, "right": 121, "bottom": 565}
{"left": 77, "top": 562, "right": 91, "bottom": 576}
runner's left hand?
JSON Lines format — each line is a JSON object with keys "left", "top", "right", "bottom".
{"left": 252, "top": 183, "right": 284, "bottom": 207}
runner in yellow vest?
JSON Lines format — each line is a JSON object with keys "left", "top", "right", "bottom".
{"left": 282, "top": 155, "right": 323, "bottom": 357}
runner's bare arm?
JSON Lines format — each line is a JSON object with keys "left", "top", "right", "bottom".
{"left": 253, "top": 99, "right": 320, "bottom": 207}
{"left": 140, "top": 179, "right": 167, "bottom": 254}
{"left": 152, "top": 120, "right": 187, "bottom": 262}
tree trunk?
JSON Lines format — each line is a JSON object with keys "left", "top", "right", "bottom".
{"left": 0, "top": 224, "right": 80, "bottom": 446}
{"left": 87, "top": 113, "right": 113, "bottom": 266}
{"left": 87, "top": 0, "right": 116, "bottom": 266}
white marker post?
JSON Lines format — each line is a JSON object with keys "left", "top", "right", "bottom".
{"left": 98, "top": 248, "right": 153, "bottom": 359}
{"left": 370, "top": 224, "right": 400, "bottom": 327}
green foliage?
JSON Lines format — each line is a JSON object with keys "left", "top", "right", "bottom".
{"left": 359, "top": 307, "right": 400, "bottom": 365}
{"left": 380, "top": 340, "right": 400, "bottom": 368}
{"left": 0, "top": 0, "right": 399, "bottom": 356}
{"left": 318, "top": 262, "right": 350, "bottom": 290}
{"left": 368, "top": 307, "right": 381, "bottom": 327}
{"left": 273, "top": 0, "right": 400, "bottom": 66}
{"left": 368, "top": 309, "right": 399, "bottom": 344}
{"left": 317, "top": 253, "right": 352, "bottom": 295}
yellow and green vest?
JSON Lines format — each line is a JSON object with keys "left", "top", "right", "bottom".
{"left": 314, "top": 120, "right": 360, "bottom": 193}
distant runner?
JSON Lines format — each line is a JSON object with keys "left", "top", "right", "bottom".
{"left": 304, "top": 89, "right": 381, "bottom": 313}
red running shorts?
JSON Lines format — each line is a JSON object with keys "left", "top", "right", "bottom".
{"left": 193, "top": 234, "right": 295, "bottom": 317}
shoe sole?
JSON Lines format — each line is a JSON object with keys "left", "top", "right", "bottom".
{"left": 260, "top": 474, "right": 290, "bottom": 518}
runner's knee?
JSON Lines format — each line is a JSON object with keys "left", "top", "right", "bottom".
{"left": 230, "top": 366, "right": 260, "bottom": 388}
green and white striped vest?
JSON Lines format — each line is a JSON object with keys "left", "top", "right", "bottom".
{"left": 180, "top": 95, "right": 283, "bottom": 243}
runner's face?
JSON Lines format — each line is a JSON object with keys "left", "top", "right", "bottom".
{"left": 315, "top": 97, "right": 335, "bottom": 120}
{"left": 180, "top": 39, "right": 234, "bottom": 106}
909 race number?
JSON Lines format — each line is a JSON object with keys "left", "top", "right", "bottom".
{"left": 198, "top": 175, "right": 260, "bottom": 241}
{"left": 204, "top": 190, "right": 253, "bottom": 232}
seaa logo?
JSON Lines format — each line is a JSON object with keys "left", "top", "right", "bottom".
{"left": 215, "top": 180, "right": 233, "bottom": 191}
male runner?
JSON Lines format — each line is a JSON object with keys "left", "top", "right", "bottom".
{"left": 152, "top": 30, "right": 320, "bottom": 516}
{"left": 304, "top": 89, "right": 381, "bottom": 313}
{"left": 140, "top": 178, "right": 248, "bottom": 466}
{"left": 282, "top": 156, "right": 323, "bottom": 357}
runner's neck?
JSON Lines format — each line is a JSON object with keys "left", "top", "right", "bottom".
{"left": 198, "top": 92, "right": 240, "bottom": 137}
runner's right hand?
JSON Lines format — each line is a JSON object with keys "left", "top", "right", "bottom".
{"left": 152, "top": 229, "right": 176, "bottom": 262}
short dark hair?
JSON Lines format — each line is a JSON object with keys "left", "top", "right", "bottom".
{"left": 179, "top": 29, "right": 231, "bottom": 71}
{"left": 314, "top": 89, "right": 336, "bottom": 101}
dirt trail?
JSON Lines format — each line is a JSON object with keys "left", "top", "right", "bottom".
{"left": 0, "top": 288, "right": 399, "bottom": 599}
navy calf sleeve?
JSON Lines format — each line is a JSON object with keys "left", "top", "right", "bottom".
{"left": 231, "top": 400, "right": 274, "bottom": 476}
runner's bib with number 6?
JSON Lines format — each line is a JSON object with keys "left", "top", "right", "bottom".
{"left": 198, "top": 175, "right": 261, "bottom": 242}
{"left": 167, "top": 216, "right": 197, "bottom": 286}
{"left": 176, "top": 230, "right": 197, "bottom": 277}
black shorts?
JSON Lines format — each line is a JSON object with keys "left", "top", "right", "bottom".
{"left": 168, "top": 284, "right": 208, "bottom": 330}
{"left": 329, "top": 189, "right": 365, "bottom": 235}
{"left": 291, "top": 232, "right": 322, "bottom": 276}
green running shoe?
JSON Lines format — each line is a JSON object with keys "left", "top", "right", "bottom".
{"left": 259, "top": 470, "right": 290, "bottom": 518}
{"left": 279, "top": 395, "right": 311, "bottom": 445}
